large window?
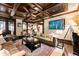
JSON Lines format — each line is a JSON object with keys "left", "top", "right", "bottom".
{"left": 0, "top": 19, "right": 5, "bottom": 34}
{"left": 22, "top": 22, "right": 27, "bottom": 35}
{"left": 8, "top": 21, "right": 14, "bottom": 34}
{"left": 37, "top": 25, "right": 43, "bottom": 34}
{"left": 0, "top": 21, "right": 5, "bottom": 30}
{"left": 23, "top": 22, "right": 27, "bottom": 30}
{"left": 0, "top": 19, "right": 15, "bottom": 35}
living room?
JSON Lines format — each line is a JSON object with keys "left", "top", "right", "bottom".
{"left": 0, "top": 3, "right": 79, "bottom": 56}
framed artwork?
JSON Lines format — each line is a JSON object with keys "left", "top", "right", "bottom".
{"left": 17, "top": 23, "right": 22, "bottom": 27}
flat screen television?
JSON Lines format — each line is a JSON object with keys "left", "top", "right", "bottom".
{"left": 49, "top": 19, "right": 65, "bottom": 29}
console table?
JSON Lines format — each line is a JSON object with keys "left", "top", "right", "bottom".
{"left": 34, "top": 36, "right": 72, "bottom": 49}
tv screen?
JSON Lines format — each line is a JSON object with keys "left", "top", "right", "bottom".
{"left": 49, "top": 19, "right": 65, "bottom": 29}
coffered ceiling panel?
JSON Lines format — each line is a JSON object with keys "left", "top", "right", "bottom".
{"left": 0, "top": 3, "right": 68, "bottom": 22}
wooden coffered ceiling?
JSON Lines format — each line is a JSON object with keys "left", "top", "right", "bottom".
{"left": 0, "top": 3, "right": 68, "bottom": 22}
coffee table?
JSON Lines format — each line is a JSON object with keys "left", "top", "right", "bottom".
{"left": 23, "top": 37, "right": 41, "bottom": 52}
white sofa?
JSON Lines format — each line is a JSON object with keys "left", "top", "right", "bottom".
{"left": 0, "top": 35, "right": 6, "bottom": 50}
{"left": 0, "top": 35, "right": 6, "bottom": 45}
{"left": 0, "top": 49, "right": 26, "bottom": 56}
{"left": 0, "top": 35, "right": 26, "bottom": 56}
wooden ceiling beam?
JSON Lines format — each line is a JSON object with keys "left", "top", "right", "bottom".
{"left": 32, "top": 3, "right": 43, "bottom": 11}
{"left": 12, "top": 16, "right": 24, "bottom": 19}
{"left": 23, "top": 6, "right": 29, "bottom": 13}
{"left": 43, "top": 4, "right": 57, "bottom": 11}
{"left": 31, "top": 4, "right": 58, "bottom": 17}
{"left": 0, "top": 12, "right": 10, "bottom": 18}
{"left": 11, "top": 3, "right": 20, "bottom": 16}
{"left": 33, "top": 4, "right": 59, "bottom": 20}
{"left": 0, "top": 4, "right": 26, "bottom": 15}
{"left": 36, "top": 4, "right": 60, "bottom": 16}
{"left": 23, "top": 4, "right": 38, "bottom": 19}
{"left": 0, "top": 3, "right": 12, "bottom": 8}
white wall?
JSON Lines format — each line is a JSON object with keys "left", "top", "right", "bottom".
{"left": 44, "top": 11, "right": 78, "bottom": 34}
{"left": 16, "top": 19, "right": 22, "bottom": 36}
{"left": 44, "top": 3, "right": 79, "bottom": 41}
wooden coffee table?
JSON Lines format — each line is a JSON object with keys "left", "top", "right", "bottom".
{"left": 22, "top": 37, "right": 41, "bottom": 52}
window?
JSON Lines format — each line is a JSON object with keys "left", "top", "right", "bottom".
{"left": 0, "top": 21, "right": 5, "bottom": 30}
{"left": 8, "top": 21, "right": 14, "bottom": 34}
{"left": 23, "top": 22, "right": 27, "bottom": 30}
